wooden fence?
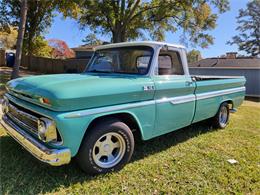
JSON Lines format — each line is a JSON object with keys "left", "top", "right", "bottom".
{"left": 0, "top": 49, "right": 6, "bottom": 66}
{"left": 21, "top": 55, "right": 90, "bottom": 74}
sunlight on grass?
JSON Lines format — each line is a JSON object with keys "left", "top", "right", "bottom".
{"left": 0, "top": 101, "right": 259, "bottom": 194}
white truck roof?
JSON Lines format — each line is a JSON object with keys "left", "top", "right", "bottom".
{"left": 95, "top": 41, "right": 186, "bottom": 50}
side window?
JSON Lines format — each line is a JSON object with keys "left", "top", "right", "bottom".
{"left": 136, "top": 56, "right": 150, "bottom": 68}
{"left": 158, "top": 50, "right": 184, "bottom": 75}
{"left": 136, "top": 56, "right": 151, "bottom": 74}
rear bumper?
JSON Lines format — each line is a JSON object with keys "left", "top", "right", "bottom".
{"left": 1, "top": 114, "right": 71, "bottom": 166}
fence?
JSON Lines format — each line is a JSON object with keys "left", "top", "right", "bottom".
{"left": 0, "top": 49, "right": 6, "bottom": 66}
{"left": 189, "top": 67, "right": 260, "bottom": 97}
{"left": 21, "top": 55, "right": 90, "bottom": 74}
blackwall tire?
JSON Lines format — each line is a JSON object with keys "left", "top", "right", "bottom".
{"left": 77, "top": 118, "right": 134, "bottom": 174}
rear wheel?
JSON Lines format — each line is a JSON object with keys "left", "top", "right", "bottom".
{"left": 77, "top": 118, "right": 134, "bottom": 174}
{"left": 212, "top": 102, "right": 230, "bottom": 129}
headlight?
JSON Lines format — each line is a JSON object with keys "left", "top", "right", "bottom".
{"left": 37, "top": 118, "right": 57, "bottom": 142}
{"left": 2, "top": 97, "right": 9, "bottom": 114}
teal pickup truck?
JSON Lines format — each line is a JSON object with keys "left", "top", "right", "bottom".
{"left": 1, "top": 41, "right": 245, "bottom": 174}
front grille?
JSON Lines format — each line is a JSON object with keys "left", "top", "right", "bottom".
{"left": 7, "top": 102, "right": 39, "bottom": 134}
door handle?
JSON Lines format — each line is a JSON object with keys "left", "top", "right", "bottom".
{"left": 185, "top": 81, "right": 193, "bottom": 86}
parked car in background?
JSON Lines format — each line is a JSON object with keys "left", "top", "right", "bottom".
{"left": 1, "top": 41, "right": 245, "bottom": 174}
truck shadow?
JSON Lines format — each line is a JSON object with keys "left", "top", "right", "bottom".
{"left": 0, "top": 120, "right": 215, "bottom": 194}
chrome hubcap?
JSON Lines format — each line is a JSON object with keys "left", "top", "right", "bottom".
{"left": 219, "top": 106, "right": 228, "bottom": 126}
{"left": 92, "top": 132, "right": 126, "bottom": 168}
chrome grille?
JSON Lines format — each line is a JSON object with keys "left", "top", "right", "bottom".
{"left": 6, "top": 103, "right": 38, "bottom": 134}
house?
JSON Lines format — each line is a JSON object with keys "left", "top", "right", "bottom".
{"left": 189, "top": 53, "right": 260, "bottom": 97}
{"left": 71, "top": 45, "right": 96, "bottom": 59}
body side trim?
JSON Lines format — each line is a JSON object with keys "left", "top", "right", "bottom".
{"left": 196, "top": 87, "right": 245, "bottom": 100}
{"left": 155, "top": 94, "right": 195, "bottom": 104}
{"left": 64, "top": 87, "right": 245, "bottom": 118}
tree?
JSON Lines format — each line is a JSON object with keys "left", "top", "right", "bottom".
{"left": 0, "top": 26, "right": 18, "bottom": 49}
{"left": 11, "top": 0, "right": 27, "bottom": 79}
{"left": 28, "top": 36, "right": 53, "bottom": 58}
{"left": 82, "top": 33, "right": 103, "bottom": 45}
{"left": 77, "top": 0, "right": 229, "bottom": 47}
{"left": 187, "top": 49, "right": 202, "bottom": 63}
{"left": 0, "top": 0, "right": 56, "bottom": 56}
{"left": 48, "top": 39, "right": 75, "bottom": 59}
{"left": 0, "top": 0, "right": 10, "bottom": 33}
{"left": 0, "top": 0, "right": 79, "bottom": 56}
{"left": 227, "top": 0, "right": 260, "bottom": 56}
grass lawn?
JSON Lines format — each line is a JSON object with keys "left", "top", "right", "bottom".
{"left": 0, "top": 101, "right": 259, "bottom": 194}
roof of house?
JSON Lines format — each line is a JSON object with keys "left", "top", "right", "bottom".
{"left": 189, "top": 58, "right": 260, "bottom": 68}
{"left": 71, "top": 45, "right": 97, "bottom": 52}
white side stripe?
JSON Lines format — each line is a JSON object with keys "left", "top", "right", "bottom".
{"left": 196, "top": 87, "right": 245, "bottom": 100}
{"left": 64, "top": 86, "right": 245, "bottom": 118}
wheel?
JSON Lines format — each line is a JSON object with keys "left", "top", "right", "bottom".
{"left": 212, "top": 102, "right": 230, "bottom": 129}
{"left": 77, "top": 118, "right": 134, "bottom": 174}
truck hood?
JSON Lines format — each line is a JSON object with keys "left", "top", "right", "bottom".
{"left": 6, "top": 74, "right": 154, "bottom": 112}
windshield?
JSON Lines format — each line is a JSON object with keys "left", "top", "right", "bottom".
{"left": 85, "top": 46, "right": 153, "bottom": 75}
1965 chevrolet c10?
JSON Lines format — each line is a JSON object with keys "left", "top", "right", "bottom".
{"left": 1, "top": 41, "right": 246, "bottom": 174}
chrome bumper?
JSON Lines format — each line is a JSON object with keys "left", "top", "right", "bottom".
{"left": 1, "top": 115, "right": 71, "bottom": 166}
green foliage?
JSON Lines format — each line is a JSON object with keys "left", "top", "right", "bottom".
{"left": 0, "top": 0, "right": 10, "bottom": 32}
{"left": 0, "top": 26, "right": 18, "bottom": 49}
{"left": 77, "top": 0, "right": 229, "bottom": 47}
{"left": 0, "top": 100, "right": 259, "bottom": 194}
{"left": 0, "top": 0, "right": 79, "bottom": 56}
{"left": 0, "top": 0, "right": 55, "bottom": 56}
{"left": 187, "top": 49, "right": 202, "bottom": 63}
{"left": 227, "top": 0, "right": 260, "bottom": 56}
{"left": 55, "top": 0, "right": 81, "bottom": 18}
{"left": 26, "top": 36, "right": 53, "bottom": 58}
{"left": 82, "top": 33, "right": 103, "bottom": 45}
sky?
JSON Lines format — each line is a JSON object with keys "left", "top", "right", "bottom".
{"left": 45, "top": 0, "right": 248, "bottom": 58}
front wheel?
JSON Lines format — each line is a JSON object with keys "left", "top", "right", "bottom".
{"left": 212, "top": 102, "right": 230, "bottom": 129}
{"left": 77, "top": 118, "right": 134, "bottom": 174}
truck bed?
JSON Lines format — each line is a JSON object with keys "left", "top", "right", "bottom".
{"left": 191, "top": 75, "right": 246, "bottom": 123}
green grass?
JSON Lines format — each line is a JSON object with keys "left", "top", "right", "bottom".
{"left": 0, "top": 101, "right": 260, "bottom": 194}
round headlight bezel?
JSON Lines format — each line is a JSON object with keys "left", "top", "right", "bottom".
{"left": 37, "top": 118, "right": 57, "bottom": 143}
{"left": 38, "top": 119, "right": 47, "bottom": 141}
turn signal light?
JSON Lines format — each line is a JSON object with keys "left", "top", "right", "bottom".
{"left": 39, "top": 97, "right": 51, "bottom": 105}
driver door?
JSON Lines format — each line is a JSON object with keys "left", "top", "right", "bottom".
{"left": 153, "top": 48, "right": 196, "bottom": 134}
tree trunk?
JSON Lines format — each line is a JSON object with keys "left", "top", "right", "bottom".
{"left": 11, "top": 0, "right": 28, "bottom": 79}
{"left": 112, "top": 29, "right": 127, "bottom": 43}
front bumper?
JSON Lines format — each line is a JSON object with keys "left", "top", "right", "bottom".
{"left": 1, "top": 114, "right": 71, "bottom": 166}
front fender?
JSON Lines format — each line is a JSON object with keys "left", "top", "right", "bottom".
{"left": 56, "top": 102, "right": 156, "bottom": 157}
